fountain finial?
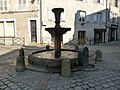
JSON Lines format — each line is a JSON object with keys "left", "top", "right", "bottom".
{"left": 52, "top": 8, "right": 64, "bottom": 27}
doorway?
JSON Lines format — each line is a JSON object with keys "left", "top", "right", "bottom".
{"left": 78, "top": 31, "right": 86, "bottom": 45}
{"left": 30, "top": 20, "right": 37, "bottom": 43}
{"left": 94, "top": 29, "right": 105, "bottom": 44}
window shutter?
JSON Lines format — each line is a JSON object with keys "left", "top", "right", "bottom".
{"left": 23, "top": 0, "right": 26, "bottom": 4}
{"left": 0, "top": 0, "right": 3, "bottom": 11}
{"left": 5, "top": 21, "right": 14, "bottom": 36}
{"left": 4, "top": 0, "right": 7, "bottom": 10}
{"left": 0, "top": 22, "right": 4, "bottom": 36}
{"left": 19, "top": 0, "right": 22, "bottom": 4}
{"left": 93, "top": 13, "right": 97, "bottom": 22}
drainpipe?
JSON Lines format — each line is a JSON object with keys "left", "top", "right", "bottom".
{"left": 105, "top": 0, "right": 108, "bottom": 43}
{"left": 39, "top": 0, "right": 43, "bottom": 44}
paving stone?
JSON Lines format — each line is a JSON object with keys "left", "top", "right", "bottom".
{"left": 56, "top": 86, "right": 63, "bottom": 90}
{"left": 83, "top": 81, "right": 89, "bottom": 84}
{"left": 68, "top": 88, "right": 74, "bottom": 90}
{"left": 113, "top": 80, "right": 120, "bottom": 85}
{"left": 94, "top": 82, "right": 101, "bottom": 86}
{"left": 107, "top": 82, "right": 116, "bottom": 86}
{"left": 99, "top": 80, "right": 106, "bottom": 84}
{"left": 74, "top": 86, "right": 83, "bottom": 90}
{"left": 3, "top": 87, "right": 11, "bottom": 90}
{"left": 104, "top": 88, "right": 111, "bottom": 90}
{"left": 101, "top": 84, "right": 110, "bottom": 88}
{"left": 88, "top": 83, "right": 96, "bottom": 88}
{"left": 88, "top": 88, "right": 95, "bottom": 90}
{"left": 76, "top": 82, "right": 83, "bottom": 86}
{"left": 4, "top": 80, "right": 11, "bottom": 84}
{"left": 94, "top": 86, "right": 103, "bottom": 89}
{"left": 7, "top": 83, "right": 14, "bottom": 87}
{"left": 82, "top": 85, "right": 89, "bottom": 89}
{"left": 9, "top": 84, "right": 18, "bottom": 89}
{"left": 1, "top": 79, "right": 8, "bottom": 82}
{"left": 0, "top": 81, "right": 4, "bottom": 86}
{"left": 115, "top": 85, "right": 120, "bottom": 89}
{"left": 70, "top": 83, "right": 76, "bottom": 88}
{"left": 64, "top": 85, "right": 70, "bottom": 89}
{"left": 109, "top": 87, "right": 119, "bottom": 90}
{"left": 49, "top": 88, "right": 57, "bottom": 90}
{"left": 0, "top": 85, "right": 7, "bottom": 89}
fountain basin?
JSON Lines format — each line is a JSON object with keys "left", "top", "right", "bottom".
{"left": 28, "top": 49, "right": 78, "bottom": 68}
{"left": 45, "top": 27, "right": 71, "bottom": 36}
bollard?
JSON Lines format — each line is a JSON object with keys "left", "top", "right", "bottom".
{"left": 75, "top": 45, "right": 79, "bottom": 51}
{"left": 78, "top": 47, "right": 89, "bottom": 67}
{"left": 95, "top": 49, "right": 102, "bottom": 61}
{"left": 46, "top": 45, "right": 50, "bottom": 50}
{"left": 61, "top": 59, "right": 71, "bottom": 77}
{"left": 16, "top": 48, "right": 25, "bottom": 72}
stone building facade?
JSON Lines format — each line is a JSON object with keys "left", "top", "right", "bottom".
{"left": 0, "top": 0, "right": 120, "bottom": 45}
{"left": 0, "top": 0, "right": 40, "bottom": 45}
{"left": 41, "top": 0, "right": 120, "bottom": 45}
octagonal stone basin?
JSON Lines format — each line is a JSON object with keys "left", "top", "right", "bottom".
{"left": 28, "top": 49, "right": 78, "bottom": 68}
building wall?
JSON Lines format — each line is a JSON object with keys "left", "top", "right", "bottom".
{"left": 0, "top": 0, "right": 39, "bottom": 45}
{"left": 42, "top": 0, "right": 120, "bottom": 44}
{"left": 0, "top": 0, "right": 119, "bottom": 45}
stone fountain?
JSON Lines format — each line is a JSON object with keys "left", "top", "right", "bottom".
{"left": 45, "top": 8, "right": 71, "bottom": 58}
{"left": 28, "top": 8, "right": 78, "bottom": 72}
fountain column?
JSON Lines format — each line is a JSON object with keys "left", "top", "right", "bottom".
{"left": 52, "top": 8, "right": 64, "bottom": 58}
{"left": 54, "top": 35, "right": 61, "bottom": 57}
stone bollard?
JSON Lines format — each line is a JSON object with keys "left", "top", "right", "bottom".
{"left": 16, "top": 48, "right": 25, "bottom": 72}
{"left": 95, "top": 49, "right": 102, "bottom": 61}
{"left": 61, "top": 59, "right": 71, "bottom": 77}
{"left": 46, "top": 44, "right": 50, "bottom": 50}
{"left": 75, "top": 45, "right": 79, "bottom": 51}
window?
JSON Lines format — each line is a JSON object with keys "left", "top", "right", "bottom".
{"left": 18, "top": 0, "right": 27, "bottom": 10}
{"left": 97, "top": 12, "right": 102, "bottom": 23}
{"left": 0, "top": 21, "right": 4, "bottom": 36}
{"left": 113, "top": 13, "right": 118, "bottom": 23}
{"left": 115, "top": 0, "right": 118, "bottom": 7}
{"left": 5, "top": 21, "right": 15, "bottom": 36}
{"left": 0, "top": 0, "right": 8, "bottom": 11}
{"left": 94, "top": 0, "right": 100, "bottom": 3}
{"left": 85, "top": 11, "right": 92, "bottom": 22}
{"left": 79, "top": 11, "right": 86, "bottom": 22}
{"left": 102, "top": 13, "right": 105, "bottom": 22}
{"left": 75, "top": 0, "right": 87, "bottom": 2}
{"left": 93, "top": 13, "right": 97, "bottom": 22}
{"left": 109, "top": 12, "right": 118, "bottom": 23}
{"left": 110, "top": 11, "right": 113, "bottom": 22}
{"left": 0, "top": 20, "right": 15, "bottom": 37}
{"left": 93, "top": 0, "right": 104, "bottom": 4}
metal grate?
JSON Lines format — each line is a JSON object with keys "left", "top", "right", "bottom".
{"left": 12, "top": 37, "right": 25, "bottom": 45}
{"left": 0, "top": 37, "right": 5, "bottom": 45}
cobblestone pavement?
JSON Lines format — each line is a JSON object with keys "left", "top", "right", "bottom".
{"left": 0, "top": 41, "right": 120, "bottom": 90}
